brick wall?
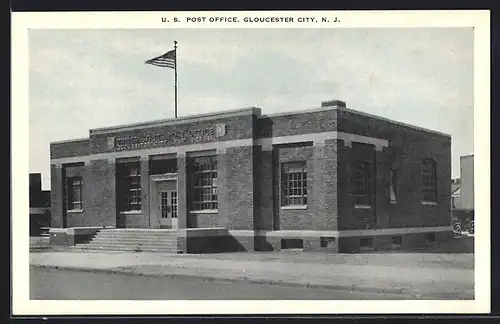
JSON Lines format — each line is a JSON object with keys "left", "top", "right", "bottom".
{"left": 48, "top": 106, "right": 451, "bottom": 236}
{"left": 254, "top": 147, "right": 274, "bottom": 230}
{"left": 54, "top": 160, "right": 117, "bottom": 228}
{"left": 224, "top": 145, "right": 256, "bottom": 230}
{"left": 177, "top": 155, "right": 188, "bottom": 229}
{"left": 139, "top": 158, "right": 150, "bottom": 227}
{"left": 65, "top": 163, "right": 88, "bottom": 227}
{"left": 338, "top": 142, "right": 377, "bottom": 230}
{"left": 188, "top": 213, "right": 219, "bottom": 228}
{"left": 50, "top": 139, "right": 90, "bottom": 159}
{"left": 256, "top": 109, "right": 338, "bottom": 138}
{"left": 86, "top": 159, "right": 116, "bottom": 227}
{"left": 337, "top": 110, "right": 452, "bottom": 230}
{"left": 50, "top": 165, "right": 63, "bottom": 227}
{"left": 322, "top": 139, "right": 339, "bottom": 230}
{"left": 275, "top": 144, "right": 315, "bottom": 230}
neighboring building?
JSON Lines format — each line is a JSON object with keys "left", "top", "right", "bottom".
{"left": 49, "top": 100, "right": 452, "bottom": 253}
{"left": 451, "top": 178, "right": 461, "bottom": 209}
{"left": 29, "top": 173, "right": 51, "bottom": 236}
{"left": 459, "top": 155, "right": 474, "bottom": 211}
{"left": 451, "top": 155, "right": 474, "bottom": 228}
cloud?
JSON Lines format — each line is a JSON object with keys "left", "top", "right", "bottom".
{"left": 28, "top": 28, "right": 474, "bottom": 185}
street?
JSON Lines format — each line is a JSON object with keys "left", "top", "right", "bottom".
{"left": 30, "top": 266, "right": 419, "bottom": 300}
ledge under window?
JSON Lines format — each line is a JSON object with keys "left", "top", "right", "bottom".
{"left": 190, "top": 210, "right": 218, "bottom": 214}
{"left": 67, "top": 209, "right": 83, "bottom": 213}
{"left": 421, "top": 201, "right": 438, "bottom": 206}
{"left": 354, "top": 204, "right": 372, "bottom": 209}
{"left": 120, "top": 210, "right": 142, "bottom": 215}
{"left": 280, "top": 205, "right": 308, "bottom": 210}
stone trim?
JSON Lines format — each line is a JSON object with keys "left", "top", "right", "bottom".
{"left": 50, "top": 131, "right": 388, "bottom": 165}
{"left": 337, "top": 132, "right": 388, "bottom": 148}
{"left": 29, "top": 207, "right": 50, "bottom": 214}
{"left": 280, "top": 205, "right": 308, "bottom": 210}
{"left": 254, "top": 131, "right": 388, "bottom": 149}
{"left": 189, "top": 210, "right": 218, "bottom": 214}
{"left": 150, "top": 173, "right": 178, "bottom": 182}
{"left": 51, "top": 138, "right": 254, "bottom": 165}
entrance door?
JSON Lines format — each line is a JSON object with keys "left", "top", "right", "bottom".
{"left": 158, "top": 189, "right": 178, "bottom": 229}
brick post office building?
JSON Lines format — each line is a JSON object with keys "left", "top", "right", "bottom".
{"left": 49, "top": 100, "right": 453, "bottom": 253}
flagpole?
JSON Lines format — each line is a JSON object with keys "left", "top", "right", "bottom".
{"left": 174, "top": 40, "right": 178, "bottom": 119}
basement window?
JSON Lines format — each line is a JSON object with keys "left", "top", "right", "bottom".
{"left": 360, "top": 237, "right": 373, "bottom": 248}
{"left": 320, "top": 237, "right": 336, "bottom": 248}
{"left": 281, "top": 238, "right": 303, "bottom": 250}
{"left": 391, "top": 236, "right": 402, "bottom": 247}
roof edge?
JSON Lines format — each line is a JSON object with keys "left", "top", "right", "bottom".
{"left": 90, "top": 107, "right": 262, "bottom": 135}
{"left": 50, "top": 137, "right": 89, "bottom": 145}
{"left": 338, "top": 107, "right": 452, "bottom": 138}
{"left": 260, "top": 105, "right": 451, "bottom": 138}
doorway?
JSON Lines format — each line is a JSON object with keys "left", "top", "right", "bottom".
{"left": 152, "top": 179, "right": 178, "bottom": 229}
{"left": 158, "top": 188, "right": 178, "bottom": 229}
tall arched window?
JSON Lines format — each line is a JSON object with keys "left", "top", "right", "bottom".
{"left": 422, "top": 158, "right": 437, "bottom": 202}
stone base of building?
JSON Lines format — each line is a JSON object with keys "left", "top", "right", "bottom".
{"left": 48, "top": 226, "right": 453, "bottom": 254}
{"left": 252, "top": 229, "right": 454, "bottom": 253}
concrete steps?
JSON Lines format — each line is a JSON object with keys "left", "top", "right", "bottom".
{"left": 73, "top": 229, "right": 180, "bottom": 253}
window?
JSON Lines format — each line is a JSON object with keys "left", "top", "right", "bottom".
{"left": 353, "top": 161, "right": 371, "bottom": 206}
{"left": 171, "top": 191, "right": 178, "bottom": 218}
{"left": 360, "top": 237, "right": 373, "bottom": 248}
{"left": 118, "top": 162, "right": 142, "bottom": 211}
{"left": 320, "top": 237, "right": 336, "bottom": 248}
{"left": 422, "top": 159, "right": 437, "bottom": 202}
{"left": 66, "top": 177, "right": 83, "bottom": 210}
{"left": 389, "top": 168, "right": 397, "bottom": 203}
{"left": 281, "top": 238, "right": 303, "bottom": 249}
{"left": 392, "top": 236, "right": 402, "bottom": 246}
{"left": 192, "top": 156, "right": 218, "bottom": 211}
{"left": 281, "top": 161, "right": 307, "bottom": 206}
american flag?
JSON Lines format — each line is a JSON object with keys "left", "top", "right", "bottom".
{"left": 145, "top": 49, "right": 176, "bottom": 69}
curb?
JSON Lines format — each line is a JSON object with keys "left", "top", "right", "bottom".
{"left": 29, "top": 264, "right": 467, "bottom": 299}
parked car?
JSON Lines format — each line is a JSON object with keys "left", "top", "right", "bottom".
{"left": 452, "top": 209, "right": 474, "bottom": 235}
{"left": 468, "top": 221, "right": 474, "bottom": 234}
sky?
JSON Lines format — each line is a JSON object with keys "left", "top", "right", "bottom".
{"left": 29, "top": 28, "right": 474, "bottom": 190}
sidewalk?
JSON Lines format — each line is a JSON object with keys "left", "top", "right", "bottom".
{"left": 29, "top": 250, "right": 474, "bottom": 299}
